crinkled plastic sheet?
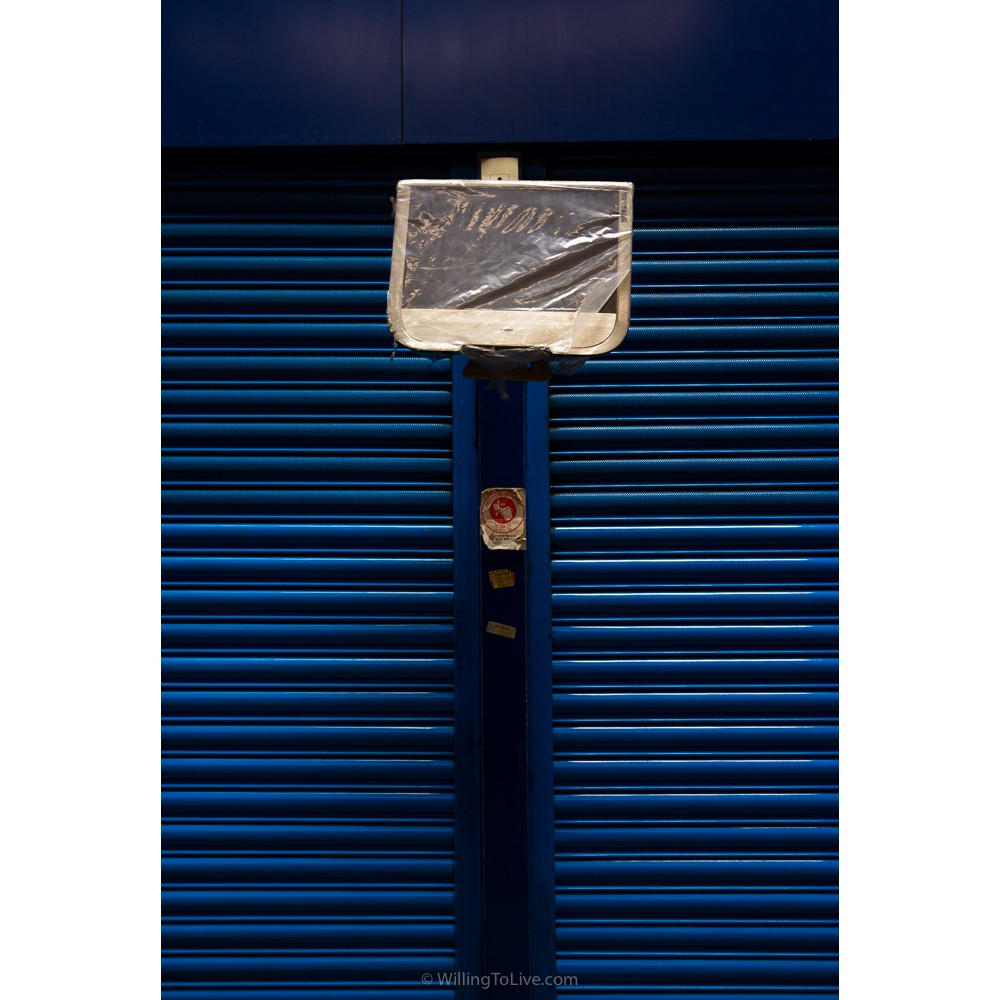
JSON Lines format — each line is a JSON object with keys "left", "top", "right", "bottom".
{"left": 388, "top": 180, "right": 633, "bottom": 358}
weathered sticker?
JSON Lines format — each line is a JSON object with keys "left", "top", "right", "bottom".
{"left": 488, "top": 568, "right": 516, "bottom": 590}
{"left": 486, "top": 620, "right": 517, "bottom": 639}
{"left": 480, "top": 487, "right": 526, "bottom": 551}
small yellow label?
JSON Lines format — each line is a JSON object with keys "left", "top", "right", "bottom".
{"left": 488, "top": 569, "right": 516, "bottom": 590}
{"left": 486, "top": 620, "right": 517, "bottom": 639}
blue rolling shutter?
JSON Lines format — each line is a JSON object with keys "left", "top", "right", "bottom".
{"left": 547, "top": 147, "right": 838, "bottom": 997}
{"left": 162, "top": 152, "right": 460, "bottom": 999}
{"left": 162, "top": 144, "right": 837, "bottom": 997}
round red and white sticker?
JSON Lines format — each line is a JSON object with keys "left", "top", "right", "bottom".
{"left": 481, "top": 489, "right": 525, "bottom": 534}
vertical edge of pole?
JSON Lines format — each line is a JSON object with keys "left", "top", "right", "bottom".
{"left": 525, "top": 378, "right": 556, "bottom": 996}
{"left": 452, "top": 354, "right": 482, "bottom": 995}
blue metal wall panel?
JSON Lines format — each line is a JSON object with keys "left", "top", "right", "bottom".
{"left": 163, "top": 2, "right": 835, "bottom": 147}
{"left": 545, "top": 145, "right": 838, "bottom": 997}
{"left": 403, "top": 0, "right": 837, "bottom": 144}
{"left": 162, "top": 150, "right": 463, "bottom": 998}
{"left": 162, "top": 0, "right": 403, "bottom": 146}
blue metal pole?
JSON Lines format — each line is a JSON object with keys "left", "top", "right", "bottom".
{"left": 478, "top": 377, "right": 531, "bottom": 992}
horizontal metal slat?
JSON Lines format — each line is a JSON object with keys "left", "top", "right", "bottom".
{"left": 163, "top": 856, "right": 454, "bottom": 884}
{"left": 162, "top": 954, "right": 454, "bottom": 983}
{"left": 553, "top": 589, "right": 837, "bottom": 618}
{"left": 163, "top": 689, "right": 452, "bottom": 719}
{"left": 554, "top": 793, "right": 836, "bottom": 822}
{"left": 553, "top": 657, "right": 838, "bottom": 685}
{"left": 163, "top": 589, "right": 452, "bottom": 617}
{"left": 162, "top": 454, "right": 451, "bottom": 484}
{"left": 162, "top": 254, "right": 391, "bottom": 278}
{"left": 162, "top": 320, "right": 405, "bottom": 350}
{"left": 550, "top": 624, "right": 836, "bottom": 655}
{"left": 163, "top": 791, "right": 455, "bottom": 819}
{"left": 163, "top": 556, "right": 451, "bottom": 583}
{"left": 163, "top": 489, "right": 454, "bottom": 516}
{"left": 557, "top": 922, "right": 836, "bottom": 953}
{"left": 161, "top": 422, "right": 452, "bottom": 450}
{"left": 618, "top": 322, "right": 839, "bottom": 349}
{"left": 162, "top": 355, "right": 445, "bottom": 379}
{"left": 162, "top": 523, "right": 451, "bottom": 550}
{"left": 564, "top": 355, "right": 837, "bottom": 383}
{"left": 162, "top": 388, "right": 451, "bottom": 416}
{"left": 549, "top": 389, "right": 838, "bottom": 416}
{"left": 632, "top": 226, "right": 838, "bottom": 247}
{"left": 553, "top": 522, "right": 837, "bottom": 552}
{"left": 162, "top": 623, "right": 453, "bottom": 652}
{"left": 162, "top": 988, "right": 457, "bottom": 1000}
{"left": 162, "top": 288, "right": 391, "bottom": 313}
{"left": 162, "top": 920, "right": 453, "bottom": 950}
{"left": 555, "top": 825, "right": 837, "bottom": 854}
{"left": 163, "top": 758, "right": 452, "bottom": 785}
{"left": 162, "top": 221, "right": 395, "bottom": 244}
{"left": 551, "top": 422, "right": 838, "bottom": 450}
{"left": 551, "top": 489, "right": 838, "bottom": 517}
{"left": 557, "top": 892, "right": 836, "bottom": 920}
{"left": 553, "top": 691, "right": 837, "bottom": 721}
{"left": 632, "top": 255, "right": 838, "bottom": 277}
{"left": 164, "top": 725, "right": 455, "bottom": 752}
{"left": 162, "top": 824, "right": 453, "bottom": 852}
{"left": 161, "top": 657, "right": 453, "bottom": 684}
{"left": 554, "top": 758, "right": 837, "bottom": 788}
{"left": 554, "top": 726, "right": 837, "bottom": 753}
{"left": 556, "top": 859, "right": 837, "bottom": 888}
{"left": 552, "top": 455, "right": 837, "bottom": 486}
{"left": 162, "top": 888, "right": 454, "bottom": 917}
{"left": 552, "top": 556, "right": 838, "bottom": 584}
{"left": 629, "top": 288, "right": 838, "bottom": 319}
{"left": 555, "top": 956, "right": 837, "bottom": 987}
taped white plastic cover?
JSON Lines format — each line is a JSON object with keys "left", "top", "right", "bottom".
{"left": 388, "top": 180, "right": 633, "bottom": 356}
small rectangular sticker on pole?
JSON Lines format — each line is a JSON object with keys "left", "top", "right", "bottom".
{"left": 480, "top": 488, "right": 526, "bottom": 551}
{"left": 486, "top": 621, "right": 517, "bottom": 639}
{"left": 488, "top": 568, "right": 516, "bottom": 589}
